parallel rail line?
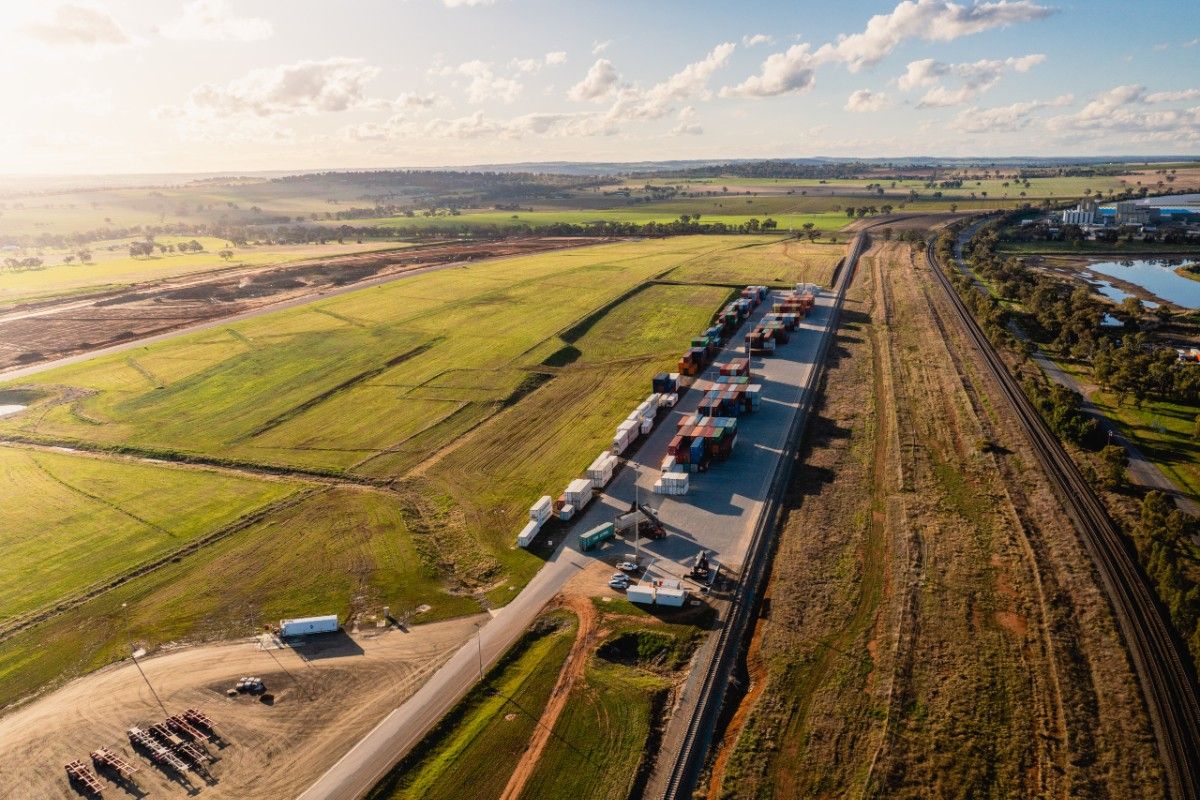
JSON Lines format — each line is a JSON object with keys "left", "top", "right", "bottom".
{"left": 925, "top": 239, "right": 1200, "bottom": 800}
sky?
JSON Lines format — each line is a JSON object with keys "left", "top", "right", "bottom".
{"left": 0, "top": 0, "right": 1198, "bottom": 174}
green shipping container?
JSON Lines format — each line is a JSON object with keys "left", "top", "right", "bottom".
{"left": 579, "top": 522, "right": 616, "bottom": 551}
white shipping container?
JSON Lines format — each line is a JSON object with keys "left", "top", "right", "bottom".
{"left": 558, "top": 503, "right": 575, "bottom": 521}
{"left": 660, "top": 393, "right": 678, "bottom": 409}
{"left": 656, "top": 587, "right": 687, "bottom": 607}
{"left": 653, "top": 478, "right": 667, "bottom": 495}
{"left": 612, "top": 434, "right": 630, "bottom": 455}
{"left": 279, "top": 615, "right": 339, "bottom": 637}
{"left": 517, "top": 520, "right": 539, "bottom": 548}
{"left": 661, "top": 455, "right": 676, "bottom": 472}
{"left": 530, "top": 495, "right": 553, "bottom": 524}
{"left": 627, "top": 584, "right": 656, "bottom": 604}
{"left": 640, "top": 418, "right": 653, "bottom": 435}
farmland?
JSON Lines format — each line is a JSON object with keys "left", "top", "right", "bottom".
{"left": 0, "top": 238, "right": 412, "bottom": 306}
{"left": 0, "top": 445, "right": 300, "bottom": 625}
{"left": 0, "top": 234, "right": 841, "bottom": 707}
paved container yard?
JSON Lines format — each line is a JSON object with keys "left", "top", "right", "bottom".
{"left": 569, "top": 286, "right": 834, "bottom": 582}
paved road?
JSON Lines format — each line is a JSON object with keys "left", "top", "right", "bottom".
{"left": 299, "top": 275, "right": 846, "bottom": 800}
{"left": 949, "top": 223, "right": 1200, "bottom": 515}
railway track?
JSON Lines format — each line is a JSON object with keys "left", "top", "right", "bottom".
{"left": 657, "top": 231, "right": 869, "bottom": 800}
{"left": 925, "top": 239, "right": 1200, "bottom": 800}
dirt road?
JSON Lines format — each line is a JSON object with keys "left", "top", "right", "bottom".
{"left": 0, "top": 616, "right": 482, "bottom": 800}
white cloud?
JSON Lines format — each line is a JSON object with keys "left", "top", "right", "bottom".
{"left": 813, "top": 0, "right": 1052, "bottom": 71}
{"left": 1153, "top": 42, "right": 1170, "bottom": 52}
{"left": 1146, "top": 89, "right": 1200, "bottom": 103}
{"left": 165, "top": 57, "right": 382, "bottom": 119}
{"left": 511, "top": 51, "right": 568, "bottom": 73}
{"left": 27, "top": 3, "right": 131, "bottom": 47}
{"left": 569, "top": 59, "right": 620, "bottom": 102}
{"left": 435, "top": 60, "right": 523, "bottom": 103}
{"left": 592, "top": 39, "right": 611, "bottom": 55}
{"left": 545, "top": 50, "right": 567, "bottom": 66}
{"left": 602, "top": 43, "right": 735, "bottom": 122}
{"left": 158, "top": 0, "right": 273, "bottom": 42}
{"left": 1185, "top": 38, "right": 1200, "bottom": 48}
{"left": 723, "top": 0, "right": 1051, "bottom": 96}
{"left": 395, "top": 91, "right": 444, "bottom": 110}
{"left": 743, "top": 33, "right": 773, "bottom": 47}
{"left": 897, "top": 58, "right": 946, "bottom": 90}
{"left": 1046, "top": 84, "right": 1200, "bottom": 142}
{"left": 904, "top": 54, "right": 1046, "bottom": 107}
{"left": 672, "top": 106, "right": 703, "bottom": 136}
{"left": 721, "top": 43, "right": 816, "bottom": 97}
{"left": 442, "top": 0, "right": 497, "bottom": 6}
{"left": 845, "top": 89, "right": 889, "bottom": 112}
{"left": 952, "top": 93, "right": 1071, "bottom": 132}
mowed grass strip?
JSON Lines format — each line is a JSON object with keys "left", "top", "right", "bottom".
{"left": 366, "top": 613, "right": 577, "bottom": 800}
{"left": 0, "top": 445, "right": 301, "bottom": 624}
{"left": 0, "top": 486, "right": 478, "bottom": 709}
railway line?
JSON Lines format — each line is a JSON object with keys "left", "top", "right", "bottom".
{"left": 924, "top": 239, "right": 1200, "bottom": 800}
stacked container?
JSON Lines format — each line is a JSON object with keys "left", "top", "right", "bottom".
{"left": 518, "top": 495, "right": 554, "bottom": 547}
{"left": 719, "top": 358, "right": 750, "bottom": 378}
{"left": 653, "top": 472, "right": 690, "bottom": 495}
{"left": 587, "top": 452, "right": 618, "bottom": 486}
{"left": 652, "top": 372, "right": 680, "bottom": 395}
{"left": 613, "top": 419, "right": 639, "bottom": 454}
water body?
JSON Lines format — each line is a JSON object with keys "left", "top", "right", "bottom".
{"left": 1080, "top": 271, "right": 1159, "bottom": 308}
{"left": 0, "top": 404, "right": 26, "bottom": 418}
{"left": 1087, "top": 259, "right": 1200, "bottom": 308}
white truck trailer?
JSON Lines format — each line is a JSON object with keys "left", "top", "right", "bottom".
{"left": 279, "top": 615, "right": 339, "bottom": 637}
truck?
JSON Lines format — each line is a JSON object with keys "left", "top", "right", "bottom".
{"left": 279, "top": 615, "right": 338, "bottom": 637}
{"left": 579, "top": 522, "right": 616, "bottom": 552}
{"left": 615, "top": 503, "right": 666, "bottom": 540}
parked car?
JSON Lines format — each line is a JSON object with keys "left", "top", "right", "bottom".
{"left": 609, "top": 575, "right": 631, "bottom": 589}
{"left": 617, "top": 561, "right": 640, "bottom": 573}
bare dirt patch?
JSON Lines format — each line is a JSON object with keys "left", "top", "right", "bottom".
{"left": 0, "top": 616, "right": 481, "bottom": 800}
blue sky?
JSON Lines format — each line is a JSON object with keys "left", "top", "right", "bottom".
{"left": 1, "top": 0, "right": 1197, "bottom": 173}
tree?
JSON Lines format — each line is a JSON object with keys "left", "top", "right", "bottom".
{"left": 62, "top": 255, "right": 75, "bottom": 265}
{"left": 76, "top": 249, "right": 92, "bottom": 263}
{"left": 1099, "top": 443, "right": 1128, "bottom": 489}
{"left": 218, "top": 249, "right": 234, "bottom": 261}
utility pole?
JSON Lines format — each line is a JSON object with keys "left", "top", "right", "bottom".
{"left": 474, "top": 622, "right": 484, "bottom": 684}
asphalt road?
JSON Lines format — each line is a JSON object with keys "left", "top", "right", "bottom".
{"left": 299, "top": 283, "right": 843, "bottom": 800}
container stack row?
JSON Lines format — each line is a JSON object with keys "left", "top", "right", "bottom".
{"left": 613, "top": 390, "right": 675, "bottom": 454}
{"left": 668, "top": 413, "right": 738, "bottom": 472}
{"left": 746, "top": 285, "right": 816, "bottom": 356}
{"left": 518, "top": 495, "right": 553, "bottom": 547}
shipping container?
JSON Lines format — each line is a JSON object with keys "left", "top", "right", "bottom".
{"left": 279, "top": 615, "right": 338, "bottom": 637}
{"left": 559, "top": 503, "right": 575, "bottom": 521}
{"left": 627, "top": 583, "right": 656, "bottom": 604}
{"left": 530, "top": 496, "right": 553, "bottom": 524}
{"left": 517, "top": 520, "right": 539, "bottom": 548}
{"left": 579, "top": 522, "right": 615, "bottom": 551}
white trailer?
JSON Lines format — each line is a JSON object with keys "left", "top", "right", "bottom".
{"left": 279, "top": 615, "right": 339, "bottom": 637}
{"left": 626, "top": 584, "right": 656, "bottom": 604}
{"left": 530, "top": 496, "right": 553, "bottom": 524}
{"left": 517, "top": 519, "right": 540, "bottom": 548}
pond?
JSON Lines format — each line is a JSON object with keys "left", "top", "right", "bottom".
{"left": 1087, "top": 258, "right": 1200, "bottom": 308}
{"left": 1081, "top": 271, "right": 1159, "bottom": 308}
{"left": 0, "top": 404, "right": 26, "bottom": 418}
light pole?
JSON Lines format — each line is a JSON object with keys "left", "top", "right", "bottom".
{"left": 474, "top": 622, "right": 484, "bottom": 684}
{"left": 131, "top": 645, "right": 169, "bottom": 718}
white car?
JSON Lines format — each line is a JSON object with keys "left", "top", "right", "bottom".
{"left": 608, "top": 575, "right": 630, "bottom": 589}
{"left": 617, "top": 561, "right": 640, "bottom": 573}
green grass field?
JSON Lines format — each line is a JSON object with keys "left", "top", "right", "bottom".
{"left": 339, "top": 209, "right": 849, "bottom": 234}
{"left": 367, "top": 613, "right": 577, "bottom": 800}
{"left": 0, "top": 485, "right": 480, "bottom": 709}
{"left": 0, "top": 445, "right": 302, "bottom": 625}
{"left": 518, "top": 619, "right": 700, "bottom": 800}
